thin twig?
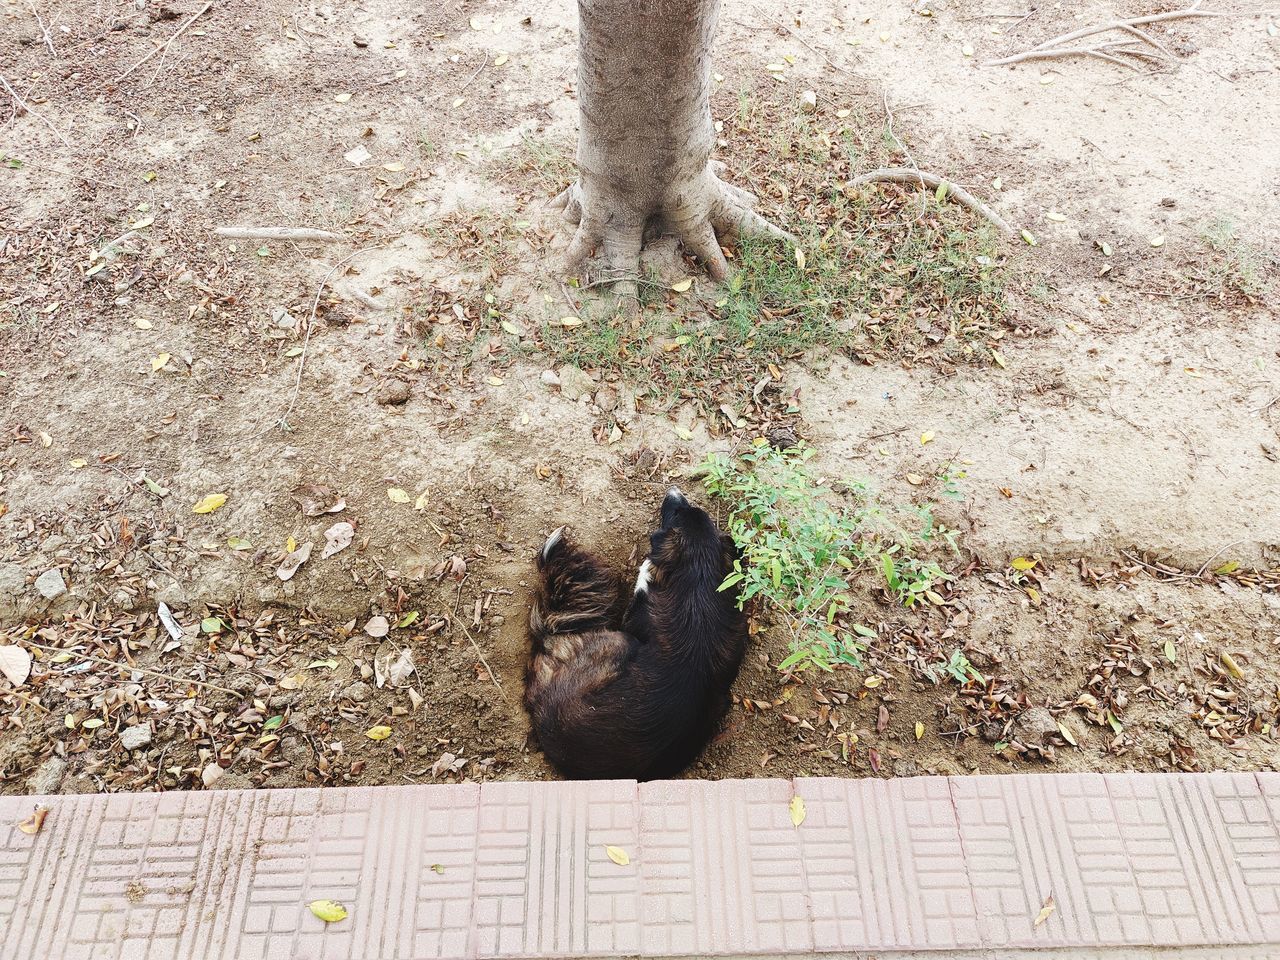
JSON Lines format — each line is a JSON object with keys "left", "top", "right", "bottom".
{"left": 115, "top": 0, "right": 211, "bottom": 83}
{"left": 0, "top": 70, "right": 70, "bottom": 146}
{"left": 20, "top": 640, "right": 242, "bottom": 697}
{"left": 847, "top": 167, "right": 1015, "bottom": 235}
{"left": 2, "top": 690, "right": 51, "bottom": 713}
{"left": 1194, "top": 539, "right": 1246, "bottom": 579}
{"left": 986, "top": 1, "right": 1263, "bottom": 68}
{"left": 30, "top": 1, "right": 56, "bottom": 56}
{"left": 751, "top": 5, "right": 870, "bottom": 81}
{"left": 459, "top": 59, "right": 487, "bottom": 92}
{"left": 214, "top": 226, "right": 343, "bottom": 242}
{"left": 439, "top": 608, "right": 510, "bottom": 703}
{"left": 277, "top": 245, "right": 382, "bottom": 431}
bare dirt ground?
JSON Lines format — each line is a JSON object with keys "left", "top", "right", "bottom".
{"left": 1, "top": 0, "right": 1278, "bottom": 796}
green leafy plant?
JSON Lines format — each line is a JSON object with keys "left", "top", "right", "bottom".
{"left": 702, "top": 443, "right": 959, "bottom": 673}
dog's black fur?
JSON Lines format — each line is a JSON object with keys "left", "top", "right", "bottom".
{"left": 524, "top": 488, "right": 748, "bottom": 781}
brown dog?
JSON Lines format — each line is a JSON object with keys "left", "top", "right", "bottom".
{"left": 524, "top": 488, "right": 747, "bottom": 780}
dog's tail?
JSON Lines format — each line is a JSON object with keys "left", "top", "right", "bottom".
{"left": 530, "top": 527, "right": 618, "bottom": 644}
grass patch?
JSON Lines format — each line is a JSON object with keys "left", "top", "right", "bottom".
{"left": 533, "top": 97, "right": 1012, "bottom": 409}
{"left": 703, "top": 443, "right": 961, "bottom": 674}
{"left": 1189, "top": 216, "right": 1271, "bottom": 302}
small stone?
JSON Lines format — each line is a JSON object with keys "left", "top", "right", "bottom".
{"left": 120, "top": 725, "right": 153, "bottom": 750}
{"left": 1015, "top": 706, "right": 1059, "bottom": 746}
{"left": 353, "top": 34, "right": 370, "bottom": 47}
{"left": 201, "top": 764, "right": 225, "bottom": 788}
{"left": 594, "top": 386, "right": 618, "bottom": 412}
{"left": 376, "top": 380, "right": 411, "bottom": 406}
{"left": 341, "top": 681, "right": 372, "bottom": 703}
{"left": 28, "top": 756, "right": 67, "bottom": 794}
{"left": 34, "top": 568, "right": 67, "bottom": 600}
{"left": 557, "top": 365, "right": 596, "bottom": 401}
{"left": 154, "top": 581, "right": 187, "bottom": 608}
{"left": 0, "top": 562, "right": 24, "bottom": 595}
{"left": 539, "top": 369, "right": 560, "bottom": 387}
{"left": 799, "top": 89, "right": 817, "bottom": 114}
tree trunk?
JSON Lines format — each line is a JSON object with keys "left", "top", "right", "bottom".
{"left": 551, "top": 0, "right": 788, "bottom": 290}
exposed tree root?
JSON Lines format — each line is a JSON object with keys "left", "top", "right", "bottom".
{"left": 985, "top": 0, "right": 1257, "bottom": 70}
{"left": 550, "top": 169, "right": 793, "bottom": 291}
{"left": 846, "top": 168, "right": 1015, "bottom": 235}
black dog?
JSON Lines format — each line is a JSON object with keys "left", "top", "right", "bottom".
{"left": 524, "top": 488, "right": 748, "bottom": 781}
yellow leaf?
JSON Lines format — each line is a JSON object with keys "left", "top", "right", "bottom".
{"left": 863, "top": 675, "right": 882, "bottom": 688}
{"left": 133, "top": 317, "right": 153, "bottom": 329}
{"left": 1163, "top": 638, "right": 1176, "bottom": 664}
{"left": 493, "top": 54, "right": 509, "bottom": 66}
{"left": 671, "top": 277, "right": 693, "bottom": 292}
{"left": 500, "top": 320, "right": 522, "bottom": 336}
{"left": 486, "top": 376, "right": 504, "bottom": 386}
{"left": 605, "top": 845, "right": 630, "bottom": 865}
{"left": 365, "top": 725, "right": 393, "bottom": 741}
{"left": 905, "top": 473, "right": 924, "bottom": 486}
{"left": 286, "top": 535, "right": 297, "bottom": 553}
{"left": 382, "top": 162, "right": 405, "bottom": 173}
{"left": 69, "top": 458, "right": 87, "bottom": 469}
{"left": 192, "top": 493, "right": 228, "bottom": 514}
{"left": 1046, "top": 211, "right": 1067, "bottom": 222}
{"left": 39, "top": 431, "right": 52, "bottom": 447}
{"left": 673, "top": 426, "right": 694, "bottom": 441}
{"left": 387, "top": 488, "right": 411, "bottom": 503}
{"left": 789, "top": 795, "right": 806, "bottom": 827}
{"left": 1057, "top": 722, "right": 1077, "bottom": 746}
{"left": 334, "top": 92, "right": 352, "bottom": 103}
{"left": 1025, "top": 586, "right": 1041, "bottom": 606}
{"left": 1149, "top": 234, "right": 1165, "bottom": 248}
{"left": 1020, "top": 230, "right": 1037, "bottom": 246}
{"left": 151, "top": 353, "right": 170, "bottom": 372}
{"left": 1214, "top": 559, "right": 1239, "bottom": 575}
{"left": 992, "top": 348, "right": 1007, "bottom": 369}
{"left": 915, "top": 721, "right": 925, "bottom": 740}
{"left": 414, "top": 492, "right": 430, "bottom": 511}
{"left": 920, "top": 431, "right": 934, "bottom": 445}
{"left": 17, "top": 807, "right": 49, "bottom": 835}
{"left": 1184, "top": 366, "right": 1203, "bottom": 378}
{"left": 81, "top": 717, "right": 104, "bottom": 729}
{"left": 559, "top": 316, "right": 582, "bottom": 327}
{"left": 1033, "top": 894, "right": 1056, "bottom": 927}
{"left": 794, "top": 247, "right": 806, "bottom": 271}
{"left": 309, "top": 900, "right": 348, "bottom": 923}
{"left": 1011, "top": 556, "right": 1037, "bottom": 571}
{"left": 1221, "top": 652, "right": 1244, "bottom": 679}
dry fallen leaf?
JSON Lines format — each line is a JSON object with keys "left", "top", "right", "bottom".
{"left": 309, "top": 900, "right": 348, "bottom": 923}
{"left": 150, "top": 353, "right": 170, "bottom": 372}
{"left": 387, "top": 487, "right": 411, "bottom": 503}
{"left": 905, "top": 473, "right": 925, "bottom": 486}
{"left": 364, "top": 616, "right": 390, "bottom": 638}
{"left": 365, "top": 725, "right": 393, "bottom": 741}
{"left": 0, "top": 645, "right": 33, "bottom": 687}
{"left": 321, "top": 521, "right": 355, "bottom": 560}
{"left": 276, "top": 541, "right": 313, "bottom": 581}
{"left": 17, "top": 806, "right": 49, "bottom": 835}
{"left": 278, "top": 674, "right": 305, "bottom": 690}
{"left": 1011, "top": 556, "right": 1037, "bottom": 571}
{"left": 292, "top": 483, "right": 346, "bottom": 516}
{"left": 1221, "top": 651, "right": 1244, "bottom": 679}
{"left": 1033, "top": 894, "right": 1056, "bottom": 927}
{"left": 789, "top": 795, "right": 806, "bottom": 827}
{"left": 915, "top": 721, "right": 925, "bottom": 740}
{"left": 605, "top": 845, "right": 630, "bottom": 865}
{"left": 670, "top": 277, "right": 693, "bottom": 292}
{"left": 192, "top": 493, "right": 227, "bottom": 514}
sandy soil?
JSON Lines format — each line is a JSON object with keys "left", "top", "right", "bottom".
{"left": 1, "top": 0, "right": 1278, "bottom": 794}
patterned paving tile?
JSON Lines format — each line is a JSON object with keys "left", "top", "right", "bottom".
{"left": 1, "top": 773, "right": 1278, "bottom": 959}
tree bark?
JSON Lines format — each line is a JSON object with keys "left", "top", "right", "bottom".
{"left": 552, "top": 0, "right": 789, "bottom": 290}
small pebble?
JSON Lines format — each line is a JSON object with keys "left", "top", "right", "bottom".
{"left": 376, "top": 381, "right": 411, "bottom": 406}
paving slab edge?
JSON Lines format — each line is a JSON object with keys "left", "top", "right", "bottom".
{"left": 0, "top": 772, "right": 1277, "bottom": 960}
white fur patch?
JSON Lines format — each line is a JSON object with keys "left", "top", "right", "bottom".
{"left": 634, "top": 558, "right": 653, "bottom": 594}
{"left": 666, "top": 486, "right": 685, "bottom": 500}
{"left": 541, "top": 526, "right": 564, "bottom": 560}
